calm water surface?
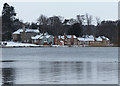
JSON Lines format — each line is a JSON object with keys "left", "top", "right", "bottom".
{"left": 1, "top": 47, "right": 118, "bottom": 84}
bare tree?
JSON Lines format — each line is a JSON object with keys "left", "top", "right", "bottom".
{"left": 47, "top": 16, "right": 62, "bottom": 26}
{"left": 58, "top": 16, "right": 64, "bottom": 23}
{"left": 24, "top": 22, "right": 30, "bottom": 28}
{"left": 76, "top": 15, "right": 85, "bottom": 25}
{"left": 37, "top": 14, "right": 48, "bottom": 25}
{"left": 63, "top": 19, "right": 69, "bottom": 25}
{"left": 85, "top": 13, "right": 93, "bottom": 26}
{"left": 47, "top": 16, "right": 62, "bottom": 35}
{"left": 96, "top": 17, "right": 101, "bottom": 25}
{"left": 68, "top": 18, "right": 77, "bottom": 25}
{"left": 84, "top": 13, "right": 93, "bottom": 35}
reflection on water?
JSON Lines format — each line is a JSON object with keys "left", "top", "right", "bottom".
{"left": 2, "top": 61, "right": 118, "bottom": 84}
{"left": 1, "top": 47, "right": 118, "bottom": 84}
{"left": 2, "top": 68, "right": 15, "bottom": 85}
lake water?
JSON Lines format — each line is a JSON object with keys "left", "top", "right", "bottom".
{"left": 1, "top": 47, "right": 118, "bottom": 84}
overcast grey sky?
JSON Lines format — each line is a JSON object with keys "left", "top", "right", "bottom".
{"left": 0, "top": 2, "right": 118, "bottom": 23}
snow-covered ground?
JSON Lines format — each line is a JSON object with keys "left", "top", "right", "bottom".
{"left": 1, "top": 41, "right": 70, "bottom": 47}
{"left": 1, "top": 41, "right": 65, "bottom": 47}
{"left": 1, "top": 41, "right": 39, "bottom": 47}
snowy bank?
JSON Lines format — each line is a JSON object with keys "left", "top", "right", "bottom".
{"left": 0, "top": 41, "right": 115, "bottom": 48}
{"left": 1, "top": 41, "right": 39, "bottom": 47}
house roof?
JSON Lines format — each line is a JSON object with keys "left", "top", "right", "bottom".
{"left": 101, "top": 36, "right": 109, "bottom": 41}
{"left": 58, "top": 36, "right": 64, "bottom": 39}
{"left": 46, "top": 35, "right": 51, "bottom": 38}
{"left": 78, "top": 35, "right": 110, "bottom": 42}
{"left": 84, "top": 38, "right": 94, "bottom": 41}
{"left": 58, "top": 35, "right": 77, "bottom": 39}
{"left": 82, "top": 35, "right": 94, "bottom": 38}
{"left": 13, "top": 29, "right": 40, "bottom": 34}
{"left": 25, "top": 29, "right": 39, "bottom": 33}
{"left": 78, "top": 37, "right": 94, "bottom": 41}
{"left": 77, "top": 38, "right": 85, "bottom": 41}
{"left": 66, "top": 35, "right": 77, "bottom": 39}
{"left": 60, "top": 40, "right": 64, "bottom": 43}
{"left": 95, "top": 37, "right": 103, "bottom": 41}
{"left": 13, "top": 29, "right": 23, "bottom": 34}
{"left": 31, "top": 33, "right": 52, "bottom": 40}
{"left": 31, "top": 34, "right": 43, "bottom": 40}
{"left": 78, "top": 35, "right": 94, "bottom": 41}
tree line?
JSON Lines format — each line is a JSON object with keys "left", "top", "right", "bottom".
{"left": 1, "top": 3, "right": 119, "bottom": 44}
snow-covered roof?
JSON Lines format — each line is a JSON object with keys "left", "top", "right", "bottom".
{"left": 66, "top": 35, "right": 72, "bottom": 39}
{"left": 31, "top": 33, "right": 53, "bottom": 40}
{"left": 66, "top": 35, "right": 77, "bottom": 39}
{"left": 101, "top": 36, "right": 109, "bottom": 41}
{"left": 78, "top": 38, "right": 94, "bottom": 41}
{"left": 44, "top": 41, "right": 47, "bottom": 43}
{"left": 58, "top": 36, "right": 64, "bottom": 39}
{"left": 82, "top": 35, "right": 109, "bottom": 41}
{"left": 78, "top": 36, "right": 109, "bottom": 42}
{"left": 84, "top": 38, "right": 94, "bottom": 41}
{"left": 31, "top": 34, "right": 42, "bottom": 40}
{"left": 13, "top": 28, "right": 40, "bottom": 34}
{"left": 77, "top": 38, "right": 85, "bottom": 41}
{"left": 40, "top": 36, "right": 44, "bottom": 39}
{"left": 82, "top": 35, "right": 94, "bottom": 38}
{"left": 88, "top": 35, "right": 94, "bottom": 38}
{"left": 60, "top": 41, "right": 64, "bottom": 43}
{"left": 13, "top": 29, "right": 23, "bottom": 34}
{"left": 61, "top": 36, "right": 64, "bottom": 39}
{"left": 78, "top": 35, "right": 94, "bottom": 41}
{"left": 46, "top": 35, "right": 50, "bottom": 38}
{"left": 25, "top": 29, "right": 39, "bottom": 33}
{"left": 73, "top": 35, "right": 77, "bottom": 38}
{"left": 95, "top": 37, "right": 103, "bottom": 41}
{"left": 44, "top": 32, "right": 49, "bottom": 36}
{"left": 58, "top": 35, "right": 77, "bottom": 39}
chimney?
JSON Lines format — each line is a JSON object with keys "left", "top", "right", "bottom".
{"left": 71, "top": 35, "right": 74, "bottom": 44}
{"left": 64, "top": 33, "right": 66, "bottom": 40}
{"left": 54, "top": 36, "right": 57, "bottom": 45}
{"left": 72, "top": 35, "right": 74, "bottom": 41}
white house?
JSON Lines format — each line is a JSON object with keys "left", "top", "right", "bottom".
{"left": 31, "top": 32, "right": 54, "bottom": 45}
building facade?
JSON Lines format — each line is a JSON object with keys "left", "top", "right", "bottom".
{"left": 12, "top": 28, "right": 40, "bottom": 43}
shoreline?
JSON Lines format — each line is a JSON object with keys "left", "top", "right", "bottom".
{"left": 0, "top": 45, "right": 119, "bottom": 48}
{"left": 1, "top": 41, "right": 118, "bottom": 48}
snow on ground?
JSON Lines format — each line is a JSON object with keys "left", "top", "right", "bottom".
{"left": 2, "top": 41, "right": 39, "bottom": 47}
{"left": 1, "top": 42, "right": 66, "bottom": 47}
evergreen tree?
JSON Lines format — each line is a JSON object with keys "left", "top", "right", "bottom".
{"left": 2, "top": 3, "right": 16, "bottom": 41}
